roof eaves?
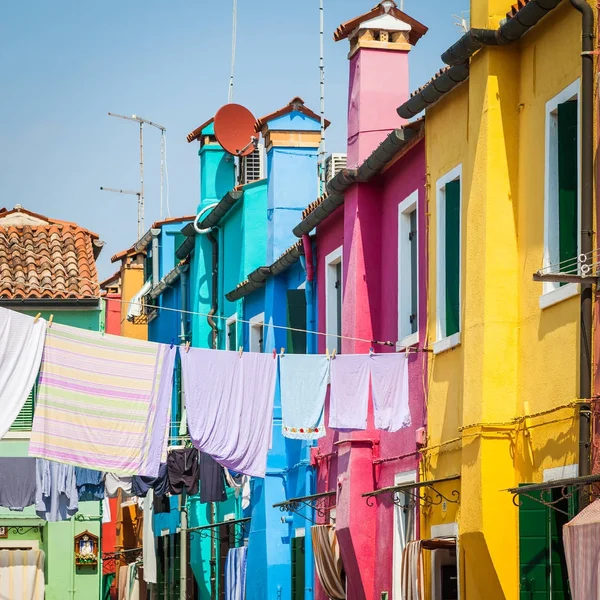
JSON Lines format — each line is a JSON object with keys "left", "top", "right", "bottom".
{"left": 255, "top": 97, "right": 331, "bottom": 132}
{"left": 198, "top": 190, "right": 244, "bottom": 230}
{"left": 186, "top": 117, "right": 215, "bottom": 143}
{"left": 148, "top": 262, "right": 189, "bottom": 300}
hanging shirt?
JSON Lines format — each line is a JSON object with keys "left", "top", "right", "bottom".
{"left": 280, "top": 354, "right": 329, "bottom": 440}
{"left": 199, "top": 452, "right": 226, "bottom": 504}
{"left": 225, "top": 546, "right": 248, "bottom": 600}
{"left": 104, "top": 474, "right": 134, "bottom": 499}
{"left": 167, "top": 448, "right": 199, "bottom": 496}
{"left": 132, "top": 463, "right": 169, "bottom": 498}
{"left": 180, "top": 348, "right": 277, "bottom": 478}
{"left": 370, "top": 354, "right": 411, "bottom": 432}
{"left": 224, "top": 470, "right": 251, "bottom": 510}
{"left": 74, "top": 467, "right": 105, "bottom": 501}
{"left": 35, "top": 459, "right": 78, "bottom": 522}
{"left": 329, "top": 355, "right": 371, "bottom": 430}
{"left": 29, "top": 323, "right": 176, "bottom": 477}
{"left": 0, "top": 457, "right": 36, "bottom": 511}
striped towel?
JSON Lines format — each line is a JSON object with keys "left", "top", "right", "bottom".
{"left": 29, "top": 323, "right": 176, "bottom": 476}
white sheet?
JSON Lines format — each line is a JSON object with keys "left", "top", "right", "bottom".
{"left": 0, "top": 549, "right": 45, "bottom": 600}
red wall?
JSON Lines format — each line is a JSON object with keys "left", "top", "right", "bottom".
{"left": 104, "top": 293, "right": 121, "bottom": 336}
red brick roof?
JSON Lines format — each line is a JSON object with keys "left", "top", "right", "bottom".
{"left": 0, "top": 206, "right": 101, "bottom": 300}
{"left": 255, "top": 97, "right": 330, "bottom": 133}
{"left": 186, "top": 117, "right": 214, "bottom": 143}
{"left": 333, "top": 1, "right": 428, "bottom": 45}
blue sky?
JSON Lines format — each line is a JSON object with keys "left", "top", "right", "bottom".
{"left": 0, "top": 0, "right": 468, "bottom": 279}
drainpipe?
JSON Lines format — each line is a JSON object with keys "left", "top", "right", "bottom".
{"left": 570, "top": 0, "right": 594, "bottom": 484}
{"left": 180, "top": 268, "right": 189, "bottom": 341}
{"left": 207, "top": 230, "right": 219, "bottom": 349}
{"left": 304, "top": 466, "right": 315, "bottom": 600}
{"left": 301, "top": 234, "right": 317, "bottom": 354}
{"left": 179, "top": 491, "right": 188, "bottom": 600}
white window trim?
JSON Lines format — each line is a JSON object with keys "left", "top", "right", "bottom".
{"left": 392, "top": 470, "right": 417, "bottom": 600}
{"left": 226, "top": 313, "right": 238, "bottom": 350}
{"left": 249, "top": 312, "right": 265, "bottom": 353}
{"left": 539, "top": 282, "right": 580, "bottom": 309}
{"left": 435, "top": 165, "right": 462, "bottom": 352}
{"left": 543, "top": 463, "right": 578, "bottom": 482}
{"left": 430, "top": 522, "right": 460, "bottom": 600}
{"left": 2, "top": 431, "right": 31, "bottom": 440}
{"left": 542, "top": 79, "right": 581, "bottom": 301}
{"left": 398, "top": 191, "right": 419, "bottom": 350}
{"left": 297, "top": 281, "right": 306, "bottom": 290}
{"left": 325, "top": 246, "right": 343, "bottom": 352}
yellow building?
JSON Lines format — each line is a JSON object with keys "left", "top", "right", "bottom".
{"left": 395, "top": 0, "right": 596, "bottom": 597}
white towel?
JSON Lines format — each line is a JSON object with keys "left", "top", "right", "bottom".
{"left": 0, "top": 308, "right": 46, "bottom": 439}
{"left": 370, "top": 354, "right": 411, "bottom": 432}
{"left": 143, "top": 489, "right": 158, "bottom": 584}
{"left": 329, "top": 355, "right": 371, "bottom": 430}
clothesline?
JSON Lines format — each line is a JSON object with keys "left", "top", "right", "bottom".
{"left": 0, "top": 277, "right": 431, "bottom": 352}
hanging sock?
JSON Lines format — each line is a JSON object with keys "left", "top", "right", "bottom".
{"left": 35, "top": 459, "right": 78, "bottom": 522}
{"left": 180, "top": 348, "right": 276, "bottom": 478}
{"left": 0, "top": 307, "right": 46, "bottom": 439}
{"left": 329, "top": 355, "right": 370, "bottom": 430}
{"left": 29, "top": 323, "right": 176, "bottom": 477}
{"left": 370, "top": 354, "right": 411, "bottom": 432}
{"left": 0, "top": 457, "right": 36, "bottom": 511}
{"left": 280, "top": 354, "right": 329, "bottom": 439}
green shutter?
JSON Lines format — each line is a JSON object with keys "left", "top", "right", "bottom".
{"left": 286, "top": 290, "right": 307, "bottom": 355}
{"left": 10, "top": 388, "right": 35, "bottom": 432}
{"left": 409, "top": 209, "right": 418, "bottom": 334}
{"left": 557, "top": 100, "right": 578, "bottom": 273}
{"left": 445, "top": 180, "right": 460, "bottom": 337}
{"left": 519, "top": 487, "right": 550, "bottom": 599}
{"left": 291, "top": 536, "right": 306, "bottom": 600}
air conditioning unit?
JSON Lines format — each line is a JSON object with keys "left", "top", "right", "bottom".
{"left": 241, "top": 143, "right": 265, "bottom": 185}
{"left": 325, "top": 153, "right": 347, "bottom": 182}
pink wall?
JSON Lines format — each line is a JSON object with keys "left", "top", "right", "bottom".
{"left": 314, "top": 140, "right": 427, "bottom": 600}
{"left": 347, "top": 48, "right": 409, "bottom": 166}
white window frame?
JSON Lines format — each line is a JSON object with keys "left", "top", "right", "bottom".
{"left": 398, "top": 191, "right": 419, "bottom": 349}
{"left": 541, "top": 79, "right": 581, "bottom": 308}
{"left": 392, "top": 470, "right": 417, "bottom": 600}
{"left": 434, "top": 165, "right": 462, "bottom": 355}
{"left": 325, "top": 246, "right": 343, "bottom": 353}
{"left": 226, "top": 313, "right": 238, "bottom": 351}
{"left": 430, "top": 522, "right": 460, "bottom": 600}
{"left": 249, "top": 312, "right": 265, "bottom": 353}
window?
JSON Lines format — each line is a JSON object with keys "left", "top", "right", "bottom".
{"left": 392, "top": 471, "right": 416, "bottom": 600}
{"left": 249, "top": 313, "right": 265, "bottom": 353}
{"left": 326, "top": 247, "right": 343, "bottom": 354}
{"left": 10, "top": 387, "right": 35, "bottom": 433}
{"left": 398, "top": 191, "right": 419, "bottom": 347}
{"left": 287, "top": 289, "right": 307, "bottom": 354}
{"left": 435, "top": 166, "right": 462, "bottom": 354}
{"left": 291, "top": 535, "right": 306, "bottom": 600}
{"left": 542, "top": 80, "right": 580, "bottom": 306}
{"left": 226, "top": 314, "right": 237, "bottom": 351}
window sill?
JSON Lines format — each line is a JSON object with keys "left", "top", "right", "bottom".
{"left": 433, "top": 332, "right": 461, "bottom": 355}
{"left": 397, "top": 332, "right": 419, "bottom": 351}
{"left": 539, "top": 283, "right": 579, "bottom": 310}
{"left": 3, "top": 431, "right": 31, "bottom": 440}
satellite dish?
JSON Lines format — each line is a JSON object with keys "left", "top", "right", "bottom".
{"left": 214, "top": 104, "right": 258, "bottom": 157}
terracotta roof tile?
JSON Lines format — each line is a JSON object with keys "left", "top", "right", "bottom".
{"left": 0, "top": 209, "right": 101, "bottom": 300}
{"left": 186, "top": 117, "right": 215, "bottom": 144}
{"left": 255, "top": 97, "right": 330, "bottom": 133}
{"left": 506, "top": 0, "right": 528, "bottom": 20}
{"left": 334, "top": 1, "right": 428, "bottom": 46}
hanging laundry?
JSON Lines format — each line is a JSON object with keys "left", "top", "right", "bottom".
{"left": 102, "top": 497, "right": 112, "bottom": 524}
{"left": 199, "top": 452, "right": 226, "bottom": 504}
{"left": 105, "top": 474, "right": 134, "bottom": 499}
{"left": 117, "top": 565, "right": 129, "bottom": 600}
{"left": 280, "top": 354, "right": 329, "bottom": 439}
{"left": 153, "top": 494, "right": 171, "bottom": 515}
{"left": 167, "top": 448, "right": 200, "bottom": 495}
{"left": 132, "top": 463, "right": 169, "bottom": 498}
{"left": 0, "top": 549, "right": 45, "bottom": 600}
{"left": 29, "top": 323, "right": 176, "bottom": 476}
{"left": 224, "top": 470, "right": 251, "bottom": 510}
{"left": 180, "top": 348, "right": 277, "bottom": 478}
{"left": 329, "top": 355, "right": 370, "bottom": 430}
{"left": 312, "top": 525, "right": 346, "bottom": 600}
{"left": 225, "top": 546, "right": 248, "bottom": 600}
{"left": 74, "top": 467, "right": 105, "bottom": 501}
{"left": 142, "top": 489, "right": 157, "bottom": 584}
{"left": 370, "top": 353, "right": 411, "bottom": 432}
{"left": 35, "top": 459, "right": 78, "bottom": 522}
{"left": 400, "top": 540, "right": 424, "bottom": 600}
{"left": 0, "top": 307, "right": 46, "bottom": 439}
{"left": 0, "top": 457, "right": 36, "bottom": 511}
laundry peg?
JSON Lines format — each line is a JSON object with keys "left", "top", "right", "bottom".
{"left": 369, "top": 347, "right": 374, "bottom": 357}
{"left": 280, "top": 347, "right": 285, "bottom": 358}
{"left": 405, "top": 347, "right": 410, "bottom": 360}
{"left": 48, "top": 314, "right": 54, "bottom": 328}
{"left": 325, "top": 348, "right": 330, "bottom": 360}
{"left": 331, "top": 349, "right": 337, "bottom": 360}
{"left": 239, "top": 346, "right": 244, "bottom": 358}
{"left": 185, "top": 341, "right": 191, "bottom": 353}
{"left": 272, "top": 348, "right": 277, "bottom": 359}
{"left": 33, "top": 313, "right": 42, "bottom": 324}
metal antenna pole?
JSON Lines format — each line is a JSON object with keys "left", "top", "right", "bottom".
{"left": 139, "top": 122, "right": 144, "bottom": 235}
{"left": 160, "top": 130, "right": 165, "bottom": 220}
{"left": 319, "top": 0, "right": 326, "bottom": 192}
{"left": 228, "top": 0, "right": 238, "bottom": 103}
{"left": 99, "top": 187, "right": 142, "bottom": 239}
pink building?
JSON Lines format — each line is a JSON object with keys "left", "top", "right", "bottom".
{"left": 292, "top": 3, "right": 428, "bottom": 599}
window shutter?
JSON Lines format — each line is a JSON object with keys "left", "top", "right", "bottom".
{"left": 557, "top": 100, "right": 578, "bottom": 272}
{"left": 291, "top": 536, "right": 305, "bottom": 600}
{"left": 519, "top": 486, "right": 550, "bottom": 599}
{"left": 445, "top": 180, "right": 461, "bottom": 337}
{"left": 409, "top": 209, "right": 418, "bottom": 334}
{"left": 286, "top": 290, "right": 307, "bottom": 355}
{"left": 10, "top": 387, "right": 35, "bottom": 432}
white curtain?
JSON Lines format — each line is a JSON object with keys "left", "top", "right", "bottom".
{"left": 0, "top": 549, "right": 45, "bottom": 600}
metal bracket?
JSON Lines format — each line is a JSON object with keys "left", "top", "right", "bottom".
{"left": 274, "top": 491, "right": 336, "bottom": 525}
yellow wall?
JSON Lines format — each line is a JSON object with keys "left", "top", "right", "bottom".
{"left": 423, "top": 2, "right": 591, "bottom": 598}
{"left": 120, "top": 261, "right": 148, "bottom": 340}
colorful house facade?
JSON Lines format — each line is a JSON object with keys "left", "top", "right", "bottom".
{"left": 394, "top": 0, "right": 595, "bottom": 597}
{"left": 0, "top": 205, "right": 105, "bottom": 600}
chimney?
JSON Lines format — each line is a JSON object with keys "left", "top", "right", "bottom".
{"left": 198, "top": 119, "right": 235, "bottom": 210}
{"left": 334, "top": 1, "right": 428, "bottom": 165}
{"left": 257, "top": 98, "right": 326, "bottom": 263}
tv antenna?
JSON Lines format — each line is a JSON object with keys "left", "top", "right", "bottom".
{"left": 453, "top": 11, "right": 470, "bottom": 33}
{"left": 103, "top": 113, "right": 167, "bottom": 240}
